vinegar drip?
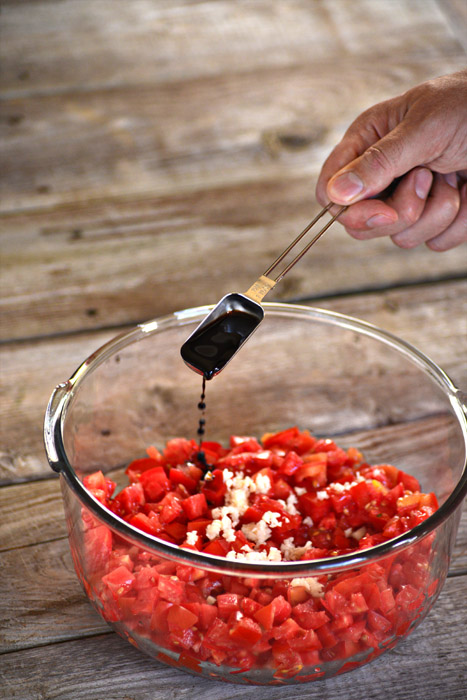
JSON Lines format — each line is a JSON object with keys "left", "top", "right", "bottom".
{"left": 197, "top": 375, "right": 207, "bottom": 444}
{"left": 196, "top": 376, "right": 210, "bottom": 470}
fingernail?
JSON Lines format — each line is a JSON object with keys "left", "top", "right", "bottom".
{"left": 366, "top": 214, "right": 396, "bottom": 228}
{"left": 329, "top": 171, "right": 364, "bottom": 202}
{"left": 444, "top": 172, "right": 458, "bottom": 188}
{"left": 415, "top": 169, "right": 432, "bottom": 199}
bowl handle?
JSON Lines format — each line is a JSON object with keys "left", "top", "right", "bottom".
{"left": 44, "top": 381, "right": 72, "bottom": 473}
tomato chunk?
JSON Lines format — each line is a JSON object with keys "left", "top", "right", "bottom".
{"left": 81, "top": 426, "right": 438, "bottom": 677}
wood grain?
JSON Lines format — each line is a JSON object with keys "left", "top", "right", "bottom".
{"left": 1, "top": 0, "right": 464, "bottom": 96}
{"left": 1, "top": 576, "right": 466, "bottom": 699}
{"left": 1, "top": 179, "right": 467, "bottom": 341}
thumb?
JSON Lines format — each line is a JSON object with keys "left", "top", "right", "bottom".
{"left": 327, "top": 120, "right": 431, "bottom": 205}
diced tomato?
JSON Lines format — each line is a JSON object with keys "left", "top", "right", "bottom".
{"left": 128, "top": 512, "right": 160, "bottom": 536}
{"left": 230, "top": 435, "right": 262, "bottom": 452}
{"left": 82, "top": 428, "right": 439, "bottom": 677}
{"left": 151, "top": 599, "right": 173, "bottom": 633}
{"left": 158, "top": 575, "right": 185, "bottom": 605}
{"left": 271, "top": 640, "right": 302, "bottom": 673}
{"left": 279, "top": 451, "right": 303, "bottom": 476}
{"left": 169, "top": 467, "right": 197, "bottom": 492}
{"left": 163, "top": 521, "right": 187, "bottom": 542}
{"left": 299, "top": 492, "right": 331, "bottom": 522}
{"left": 217, "top": 593, "right": 241, "bottom": 618}
{"left": 83, "top": 471, "right": 116, "bottom": 499}
{"left": 229, "top": 616, "right": 263, "bottom": 647}
{"left": 139, "top": 467, "right": 170, "bottom": 502}
{"left": 271, "top": 617, "right": 303, "bottom": 641}
{"left": 200, "top": 469, "right": 226, "bottom": 506}
{"left": 163, "top": 438, "right": 198, "bottom": 466}
{"left": 186, "top": 518, "right": 211, "bottom": 538}
{"left": 167, "top": 604, "right": 199, "bottom": 632}
{"left": 102, "top": 565, "right": 135, "bottom": 596}
{"left": 397, "top": 470, "right": 420, "bottom": 492}
{"left": 159, "top": 492, "right": 184, "bottom": 524}
{"left": 83, "top": 523, "right": 112, "bottom": 576}
{"left": 295, "top": 453, "right": 328, "bottom": 487}
{"left": 197, "top": 603, "right": 218, "bottom": 631}
{"left": 182, "top": 493, "right": 208, "bottom": 520}
{"left": 110, "top": 482, "right": 145, "bottom": 517}
{"left": 202, "top": 538, "right": 230, "bottom": 557}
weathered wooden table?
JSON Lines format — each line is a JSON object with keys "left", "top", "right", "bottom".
{"left": 1, "top": 2, "right": 466, "bottom": 698}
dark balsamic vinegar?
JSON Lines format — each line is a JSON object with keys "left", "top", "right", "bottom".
{"left": 197, "top": 375, "right": 207, "bottom": 445}
{"left": 180, "top": 296, "right": 263, "bottom": 379}
{"left": 196, "top": 375, "right": 210, "bottom": 470}
{"left": 182, "top": 296, "right": 264, "bottom": 470}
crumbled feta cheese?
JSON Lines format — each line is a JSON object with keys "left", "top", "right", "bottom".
{"left": 351, "top": 526, "right": 366, "bottom": 541}
{"left": 262, "top": 510, "right": 282, "bottom": 528}
{"left": 186, "top": 530, "right": 199, "bottom": 545}
{"left": 267, "top": 546, "right": 282, "bottom": 562}
{"left": 294, "top": 486, "right": 307, "bottom": 496}
{"left": 222, "top": 468, "right": 234, "bottom": 484}
{"left": 285, "top": 493, "right": 299, "bottom": 515}
{"left": 205, "top": 519, "right": 222, "bottom": 541}
{"left": 290, "top": 577, "right": 324, "bottom": 597}
{"left": 206, "top": 596, "right": 216, "bottom": 605}
{"left": 242, "top": 520, "right": 272, "bottom": 546}
{"left": 303, "top": 516, "right": 313, "bottom": 527}
{"left": 223, "top": 471, "right": 257, "bottom": 516}
{"left": 344, "top": 526, "right": 366, "bottom": 541}
{"left": 226, "top": 546, "right": 282, "bottom": 562}
{"left": 208, "top": 470, "right": 262, "bottom": 544}
{"left": 316, "top": 490, "right": 329, "bottom": 500}
{"left": 255, "top": 471, "right": 272, "bottom": 494}
{"left": 280, "top": 538, "right": 313, "bottom": 561}
{"left": 211, "top": 505, "right": 240, "bottom": 526}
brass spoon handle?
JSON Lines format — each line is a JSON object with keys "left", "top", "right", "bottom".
{"left": 245, "top": 203, "right": 347, "bottom": 304}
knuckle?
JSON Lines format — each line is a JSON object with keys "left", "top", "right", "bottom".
{"left": 403, "top": 207, "right": 421, "bottom": 226}
{"left": 364, "top": 144, "right": 396, "bottom": 174}
{"left": 391, "top": 233, "right": 419, "bottom": 249}
{"left": 439, "top": 196, "right": 461, "bottom": 223}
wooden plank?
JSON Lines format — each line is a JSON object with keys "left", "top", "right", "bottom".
{"left": 1, "top": 0, "right": 464, "bottom": 96}
{"left": 1, "top": 574, "right": 466, "bottom": 699}
{"left": 437, "top": 0, "right": 467, "bottom": 51}
{"left": 0, "top": 478, "right": 67, "bottom": 550}
{"left": 1, "top": 280, "right": 466, "bottom": 484}
{"left": 0, "top": 330, "right": 117, "bottom": 484}
{"left": 0, "top": 538, "right": 109, "bottom": 653}
{"left": 1, "top": 179, "right": 467, "bottom": 341}
{"left": 4, "top": 56, "right": 467, "bottom": 215}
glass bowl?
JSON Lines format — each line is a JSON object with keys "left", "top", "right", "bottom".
{"left": 44, "top": 303, "right": 467, "bottom": 685}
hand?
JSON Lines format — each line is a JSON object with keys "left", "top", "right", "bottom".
{"left": 316, "top": 70, "right": 467, "bottom": 251}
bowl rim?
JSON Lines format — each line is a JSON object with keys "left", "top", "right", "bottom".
{"left": 44, "top": 302, "right": 467, "bottom": 577}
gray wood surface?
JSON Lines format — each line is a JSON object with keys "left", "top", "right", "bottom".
{"left": 1, "top": 1, "right": 466, "bottom": 698}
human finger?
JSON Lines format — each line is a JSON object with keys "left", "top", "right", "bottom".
{"left": 425, "top": 181, "right": 467, "bottom": 251}
{"left": 391, "top": 173, "right": 461, "bottom": 248}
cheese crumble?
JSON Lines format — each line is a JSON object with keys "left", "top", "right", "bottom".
{"left": 290, "top": 577, "right": 324, "bottom": 597}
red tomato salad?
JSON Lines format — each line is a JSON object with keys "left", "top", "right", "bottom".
{"left": 80, "top": 427, "right": 439, "bottom": 679}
